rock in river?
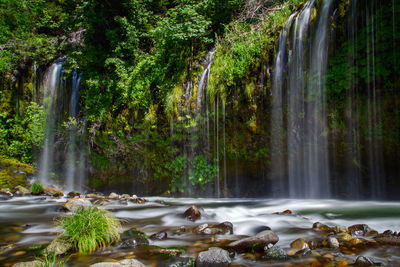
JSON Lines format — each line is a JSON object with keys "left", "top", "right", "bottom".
{"left": 12, "top": 261, "right": 43, "bottom": 267}
{"left": 290, "top": 238, "right": 309, "bottom": 250}
{"left": 61, "top": 198, "right": 92, "bottom": 212}
{"left": 183, "top": 205, "right": 201, "bottom": 221}
{"left": 264, "top": 246, "right": 288, "bottom": 260}
{"left": 150, "top": 231, "right": 168, "bottom": 240}
{"left": 228, "top": 230, "right": 279, "bottom": 253}
{"left": 196, "top": 247, "right": 231, "bottom": 267}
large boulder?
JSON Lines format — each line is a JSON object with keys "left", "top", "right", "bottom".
{"left": 90, "top": 259, "right": 146, "bottom": 267}
{"left": 183, "top": 205, "right": 201, "bottom": 221}
{"left": 196, "top": 247, "right": 231, "bottom": 267}
{"left": 228, "top": 230, "right": 279, "bottom": 253}
{"left": 61, "top": 198, "right": 92, "bottom": 212}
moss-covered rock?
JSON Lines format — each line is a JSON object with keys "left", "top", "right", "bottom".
{"left": 0, "top": 157, "right": 33, "bottom": 189}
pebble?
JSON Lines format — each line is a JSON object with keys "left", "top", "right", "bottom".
{"left": 290, "top": 238, "right": 309, "bottom": 250}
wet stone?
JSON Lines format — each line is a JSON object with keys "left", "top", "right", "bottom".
{"left": 158, "top": 257, "right": 195, "bottom": 267}
{"left": 109, "top": 192, "right": 120, "bottom": 199}
{"left": 295, "top": 248, "right": 312, "bottom": 257}
{"left": 196, "top": 247, "right": 231, "bottom": 267}
{"left": 150, "top": 231, "right": 168, "bottom": 240}
{"left": 183, "top": 205, "right": 201, "bottom": 222}
{"left": 228, "top": 230, "right": 279, "bottom": 253}
{"left": 67, "top": 191, "right": 81, "bottom": 198}
{"left": 291, "top": 238, "right": 309, "bottom": 250}
{"left": 61, "top": 198, "right": 92, "bottom": 212}
{"left": 354, "top": 256, "right": 380, "bottom": 266}
{"left": 263, "top": 246, "right": 288, "bottom": 260}
{"left": 348, "top": 224, "right": 371, "bottom": 237}
{"left": 327, "top": 237, "right": 339, "bottom": 248}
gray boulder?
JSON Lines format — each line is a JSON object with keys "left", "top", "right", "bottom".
{"left": 90, "top": 259, "right": 146, "bottom": 267}
{"left": 196, "top": 247, "right": 231, "bottom": 267}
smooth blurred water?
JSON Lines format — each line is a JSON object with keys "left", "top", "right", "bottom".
{"left": 1, "top": 197, "right": 400, "bottom": 266}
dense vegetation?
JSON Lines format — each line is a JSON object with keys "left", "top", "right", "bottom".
{"left": 0, "top": 0, "right": 399, "bottom": 197}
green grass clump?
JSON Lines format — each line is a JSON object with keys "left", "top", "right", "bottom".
{"left": 58, "top": 206, "right": 121, "bottom": 254}
{"left": 31, "top": 181, "right": 43, "bottom": 195}
{"left": 37, "top": 252, "right": 67, "bottom": 267}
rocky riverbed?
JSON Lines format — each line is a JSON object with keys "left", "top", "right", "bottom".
{"left": 1, "top": 192, "right": 400, "bottom": 266}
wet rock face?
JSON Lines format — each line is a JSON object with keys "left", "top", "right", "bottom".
{"left": 184, "top": 205, "right": 201, "bottom": 221}
{"left": 196, "top": 247, "right": 231, "bottom": 267}
{"left": 228, "top": 230, "right": 279, "bottom": 253}
{"left": 90, "top": 259, "right": 146, "bottom": 267}
{"left": 150, "top": 231, "right": 168, "bottom": 240}
{"left": 193, "top": 222, "right": 233, "bottom": 235}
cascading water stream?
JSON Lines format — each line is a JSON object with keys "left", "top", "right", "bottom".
{"left": 271, "top": 0, "right": 333, "bottom": 198}
{"left": 65, "top": 70, "right": 82, "bottom": 191}
{"left": 38, "top": 61, "right": 64, "bottom": 186}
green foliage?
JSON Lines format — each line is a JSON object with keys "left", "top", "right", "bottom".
{"left": 31, "top": 181, "right": 43, "bottom": 195}
{"left": 37, "top": 252, "right": 67, "bottom": 267}
{"left": 169, "top": 154, "right": 217, "bottom": 193}
{"left": 58, "top": 206, "right": 121, "bottom": 254}
{"left": 0, "top": 102, "right": 46, "bottom": 163}
{"left": 208, "top": 1, "right": 294, "bottom": 102}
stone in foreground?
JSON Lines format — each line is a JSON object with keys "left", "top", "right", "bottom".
{"left": 196, "top": 247, "right": 231, "bottom": 267}
{"left": 12, "top": 261, "right": 43, "bottom": 267}
{"left": 228, "top": 230, "right": 279, "bottom": 253}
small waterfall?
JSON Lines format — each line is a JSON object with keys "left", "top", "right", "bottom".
{"left": 39, "top": 61, "right": 64, "bottom": 186}
{"left": 196, "top": 49, "right": 215, "bottom": 111}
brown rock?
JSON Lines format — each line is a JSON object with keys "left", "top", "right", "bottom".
{"left": 228, "top": 230, "right": 279, "bottom": 253}
{"left": 43, "top": 187, "right": 63, "bottom": 197}
{"left": 184, "top": 205, "right": 201, "bottom": 221}
{"left": 290, "top": 238, "right": 309, "bottom": 250}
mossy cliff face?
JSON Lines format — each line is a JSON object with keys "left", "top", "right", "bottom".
{"left": 0, "top": 157, "right": 33, "bottom": 189}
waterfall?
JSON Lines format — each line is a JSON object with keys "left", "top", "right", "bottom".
{"left": 270, "top": 13, "right": 296, "bottom": 196}
{"left": 271, "top": 0, "right": 333, "bottom": 198}
{"left": 65, "top": 70, "right": 83, "bottom": 191}
{"left": 37, "top": 60, "right": 85, "bottom": 191}
{"left": 39, "top": 60, "right": 64, "bottom": 186}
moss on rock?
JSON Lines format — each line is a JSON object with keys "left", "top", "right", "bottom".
{"left": 0, "top": 157, "right": 33, "bottom": 189}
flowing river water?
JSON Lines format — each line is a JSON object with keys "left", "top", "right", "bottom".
{"left": 1, "top": 197, "right": 400, "bottom": 266}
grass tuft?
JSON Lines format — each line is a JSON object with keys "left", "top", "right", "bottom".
{"left": 58, "top": 206, "right": 121, "bottom": 254}
{"left": 31, "top": 181, "right": 43, "bottom": 195}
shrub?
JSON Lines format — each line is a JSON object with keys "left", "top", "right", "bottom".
{"left": 58, "top": 206, "right": 121, "bottom": 254}
{"left": 31, "top": 181, "right": 43, "bottom": 195}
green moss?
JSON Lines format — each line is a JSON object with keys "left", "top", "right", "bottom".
{"left": 0, "top": 157, "right": 32, "bottom": 189}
